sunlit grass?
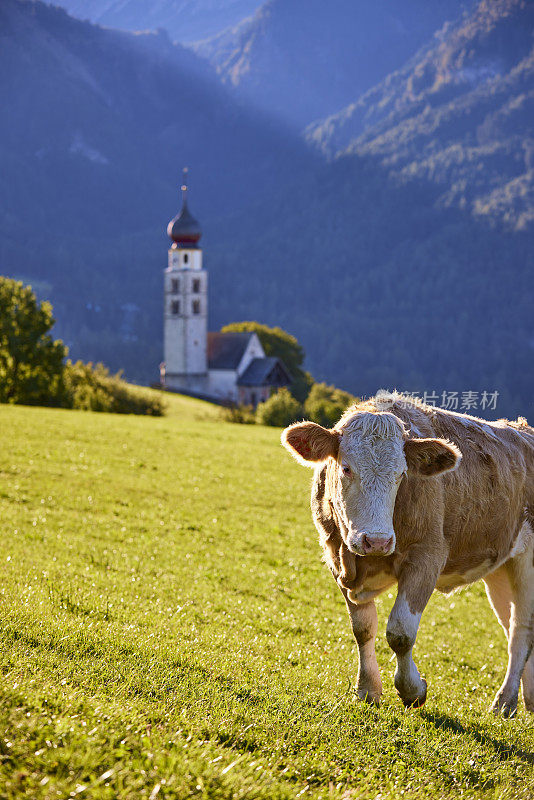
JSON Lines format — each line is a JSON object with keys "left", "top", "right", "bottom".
{"left": 0, "top": 402, "right": 533, "bottom": 798}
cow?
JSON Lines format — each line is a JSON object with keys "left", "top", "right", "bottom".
{"left": 281, "top": 392, "right": 534, "bottom": 716}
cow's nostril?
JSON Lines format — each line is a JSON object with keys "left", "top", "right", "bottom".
{"left": 362, "top": 534, "right": 372, "bottom": 552}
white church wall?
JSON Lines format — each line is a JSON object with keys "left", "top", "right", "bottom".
{"left": 207, "top": 369, "right": 239, "bottom": 402}
{"left": 165, "top": 372, "right": 209, "bottom": 394}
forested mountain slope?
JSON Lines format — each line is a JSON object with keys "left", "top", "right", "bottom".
{"left": 197, "top": 0, "right": 471, "bottom": 129}
{"left": 308, "top": 0, "right": 534, "bottom": 230}
{"left": 208, "top": 154, "right": 533, "bottom": 418}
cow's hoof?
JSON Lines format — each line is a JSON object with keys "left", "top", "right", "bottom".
{"left": 399, "top": 679, "right": 427, "bottom": 709}
{"left": 490, "top": 693, "right": 517, "bottom": 717}
{"left": 357, "top": 689, "right": 381, "bottom": 707}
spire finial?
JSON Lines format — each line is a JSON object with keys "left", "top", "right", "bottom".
{"left": 167, "top": 165, "right": 201, "bottom": 246}
{"left": 181, "top": 166, "right": 188, "bottom": 203}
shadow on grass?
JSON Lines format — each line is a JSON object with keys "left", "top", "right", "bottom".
{"left": 422, "top": 710, "right": 534, "bottom": 765}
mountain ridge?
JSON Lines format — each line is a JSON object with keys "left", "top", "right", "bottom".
{"left": 307, "top": 0, "right": 534, "bottom": 230}
{"left": 196, "top": 0, "right": 473, "bottom": 129}
{"left": 45, "top": 0, "right": 262, "bottom": 42}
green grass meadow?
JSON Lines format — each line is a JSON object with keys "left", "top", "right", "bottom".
{"left": 1, "top": 397, "right": 533, "bottom": 799}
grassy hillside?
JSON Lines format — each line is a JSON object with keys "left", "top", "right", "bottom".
{"left": 1, "top": 402, "right": 533, "bottom": 799}
{"left": 152, "top": 390, "right": 222, "bottom": 421}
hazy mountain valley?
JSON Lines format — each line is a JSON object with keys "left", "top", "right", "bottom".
{"left": 2, "top": 0, "right": 533, "bottom": 417}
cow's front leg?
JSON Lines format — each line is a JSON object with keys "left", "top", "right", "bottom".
{"left": 337, "top": 542, "right": 357, "bottom": 589}
{"left": 386, "top": 554, "right": 440, "bottom": 707}
{"left": 344, "top": 596, "right": 382, "bottom": 705}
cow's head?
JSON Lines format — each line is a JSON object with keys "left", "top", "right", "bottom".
{"left": 282, "top": 412, "right": 461, "bottom": 557}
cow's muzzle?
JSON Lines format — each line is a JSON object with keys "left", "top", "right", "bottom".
{"left": 348, "top": 532, "right": 395, "bottom": 557}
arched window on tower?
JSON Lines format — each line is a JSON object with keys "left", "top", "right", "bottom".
{"left": 192, "top": 300, "right": 200, "bottom": 315}
{"left": 192, "top": 278, "right": 200, "bottom": 293}
{"left": 171, "top": 300, "right": 180, "bottom": 315}
{"left": 171, "top": 278, "right": 179, "bottom": 294}
{"left": 183, "top": 253, "right": 189, "bottom": 265}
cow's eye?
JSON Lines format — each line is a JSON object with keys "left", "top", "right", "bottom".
{"left": 342, "top": 465, "right": 351, "bottom": 477}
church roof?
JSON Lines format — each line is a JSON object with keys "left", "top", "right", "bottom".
{"left": 237, "top": 357, "right": 292, "bottom": 387}
{"left": 167, "top": 169, "right": 202, "bottom": 248}
{"left": 207, "top": 332, "right": 254, "bottom": 370}
{"left": 167, "top": 202, "right": 201, "bottom": 248}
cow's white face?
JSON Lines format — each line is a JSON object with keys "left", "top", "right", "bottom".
{"left": 334, "top": 416, "right": 406, "bottom": 556}
{"left": 282, "top": 410, "right": 462, "bottom": 558}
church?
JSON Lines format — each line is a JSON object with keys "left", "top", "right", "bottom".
{"left": 161, "top": 173, "right": 292, "bottom": 406}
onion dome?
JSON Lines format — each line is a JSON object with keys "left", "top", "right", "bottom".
{"left": 167, "top": 168, "right": 202, "bottom": 249}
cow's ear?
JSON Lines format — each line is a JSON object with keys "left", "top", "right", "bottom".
{"left": 404, "top": 437, "right": 461, "bottom": 477}
{"left": 281, "top": 422, "right": 339, "bottom": 466}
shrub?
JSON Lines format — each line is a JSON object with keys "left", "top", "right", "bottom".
{"left": 63, "top": 361, "right": 165, "bottom": 416}
{"left": 256, "top": 388, "right": 302, "bottom": 427}
{"left": 220, "top": 404, "right": 256, "bottom": 424}
{"left": 303, "top": 382, "right": 357, "bottom": 427}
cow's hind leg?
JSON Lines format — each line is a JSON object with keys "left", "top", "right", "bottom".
{"left": 344, "top": 597, "right": 382, "bottom": 705}
{"left": 523, "top": 649, "right": 534, "bottom": 711}
{"left": 484, "top": 560, "right": 534, "bottom": 714}
{"left": 493, "top": 548, "right": 534, "bottom": 716}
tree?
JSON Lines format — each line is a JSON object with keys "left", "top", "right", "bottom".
{"left": 304, "top": 382, "right": 357, "bottom": 427}
{"left": 220, "top": 321, "right": 313, "bottom": 402}
{"left": 256, "top": 388, "right": 302, "bottom": 427}
{"left": 0, "top": 278, "right": 67, "bottom": 405}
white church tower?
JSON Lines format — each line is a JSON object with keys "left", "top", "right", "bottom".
{"left": 163, "top": 169, "right": 208, "bottom": 393}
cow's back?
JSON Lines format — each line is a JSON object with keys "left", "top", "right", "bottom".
{"left": 394, "top": 401, "right": 534, "bottom": 580}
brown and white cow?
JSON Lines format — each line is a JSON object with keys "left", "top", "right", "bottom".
{"left": 281, "top": 392, "right": 534, "bottom": 716}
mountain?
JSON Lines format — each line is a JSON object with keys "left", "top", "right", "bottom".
{"left": 1, "top": 0, "right": 533, "bottom": 419}
{"left": 196, "top": 0, "right": 472, "bottom": 130}
{"left": 307, "top": 0, "right": 534, "bottom": 230}
{"left": 0, "top": 0, "right": 312, "bottom": 378}
{"left": 208, "top": 152, "right": 533, "bottom": 420}
{"left": 46, "top": 0, "right": 262, "bottom": 42}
